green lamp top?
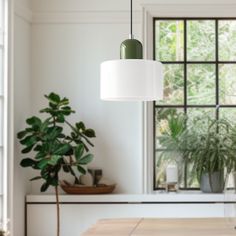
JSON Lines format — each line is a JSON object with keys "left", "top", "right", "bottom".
{"left": 120, "top": 38, "right": 143, "bottom": 59}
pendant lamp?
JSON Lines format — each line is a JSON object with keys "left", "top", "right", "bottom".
{"left": 100, "top": 0, "right": 163, "bottom": 101}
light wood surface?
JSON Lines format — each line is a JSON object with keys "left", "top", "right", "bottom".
{"left": 82, "top": 218, "right": 236, "bottom": 236}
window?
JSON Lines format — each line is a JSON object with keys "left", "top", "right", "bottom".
{"left": 154, "top": 18, "right": 236, "bottom": 190}
{"left": 0, "top": 0, "right": 8, "bottom": 231}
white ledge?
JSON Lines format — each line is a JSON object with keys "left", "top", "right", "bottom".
{"left": 26, "top": 192, "right": 236, "bottom": 203}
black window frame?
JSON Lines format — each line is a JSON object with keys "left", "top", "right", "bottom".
{"left": 153, "top": 17, "right": 236, "bottom": 190}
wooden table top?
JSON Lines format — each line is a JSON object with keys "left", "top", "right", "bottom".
{"left": 82, "top": 218, "right": 236, "bottom": 236}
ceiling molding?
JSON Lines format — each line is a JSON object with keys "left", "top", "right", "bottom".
{"left": 143, "top": 4, "right": 236, "bottom": 17}
{"left": 15, "top": 3, "right": 236, "bottom": 25}
{"left": 32, "top": 11, "right": 142, "bottom": 24}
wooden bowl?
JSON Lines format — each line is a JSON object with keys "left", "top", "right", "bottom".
{"left": 60, "top": 184, "right": 116, "bottom": 194}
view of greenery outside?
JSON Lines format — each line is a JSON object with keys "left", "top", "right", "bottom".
{"left": 154, "top": 19, "right": 236, "bottom": 189}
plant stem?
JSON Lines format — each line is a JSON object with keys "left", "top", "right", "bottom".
{"left": 55, "top": 186, "right": 60, "bottom": 236}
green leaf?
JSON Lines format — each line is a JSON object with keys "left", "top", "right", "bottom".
{"left": 46, "top": 126, "right": 63, "bottom": 140}
{"left": 40, "top": 108, "right": 53, "bottom": 113}
{"left": 58, "top": 133, "right": 66, "bottom": 139}
{"left": 30, "top": 176, "right": 42, "bottom": 181}
{"left": 47, "top": 177, "right": 58, "bottom": 186}
{"left": 40, "top": 182, "right": 49, "bottom": 192}
{"left": 45, "top": 92, "right": 60, "bottom": 104}
{"left": 78, "top": 154, "right": 93, "bottom": 165}
{"left": 48, "top": 155, "right": 61, "bottom": 166}
{"left": 76, "top": 122, "right": 85, "bottom": 131}
{"left": 54, "top": 144, "right": 71, "bottom": 155}
{"left": 34, "top": 145, "right": 42, "bottom": 152}
{"left": 62, "top": 106, "right": 72, "bottom": 111}
{"left": 41, "top": 117, "right": 51, "bottom": 131}
{"left": 77, "top": 165, "right": 86, "bottom": 175}
{"left": 75, "top": 144, "right": 84, "bottom": 160}
{"left": 26, "top": 116, "right": 41, "bottom": 126}
{"left": 56, "top": 113, "right": 65, "bottom": 123}
{"left": 20, "top": 158, "right": 37, "bottom": 168}
{"left": 49, "top": 102, "right": 57, "bottom": 109}
{"left": 41, "top": 168, "right": 49, "bottom": 179}
{"left": 21, "top": 145, "right": 34, "bottom": 154}
{"left": 35, "top": 152, "right": 46, "bottom": 159}
{"left": 20, "top": 135, "right": 38, "bottom": 147}
{"left": 59, "top": 98, "right": 69, "bottom": 106}
{"left": 17, "top": 130, "right": 28, "bottom": 139}
{"left": 84, "top": 129, "right": 96, "bottom": 138}
{"left": 38, "top": 159, "right": 49, "bottom": 169}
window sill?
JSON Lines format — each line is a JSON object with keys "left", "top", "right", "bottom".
{"left": 26, "top": 192, "right": 235, "bottom": 204}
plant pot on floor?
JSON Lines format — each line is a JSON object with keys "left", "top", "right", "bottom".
{"left": 200, "top": 171, "right": 224, "bottom": 193}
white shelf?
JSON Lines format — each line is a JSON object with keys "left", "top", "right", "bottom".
{"left": 26, "top": 192, "right": 235, "bottom": 203}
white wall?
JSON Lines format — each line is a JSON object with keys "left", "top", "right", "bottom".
{"left": 13, "top": 0, "right": 32, "bottom": 235}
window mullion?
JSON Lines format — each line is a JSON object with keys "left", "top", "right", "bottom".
{"left": 183, "top": 19, "right": 188, "bottom": 189}
{"left": 216, "top": 19, "right": 220, "bottom": 119}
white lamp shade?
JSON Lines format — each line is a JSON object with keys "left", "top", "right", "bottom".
{"left": 100, "top": 59, "right": 163, "bottom": 101}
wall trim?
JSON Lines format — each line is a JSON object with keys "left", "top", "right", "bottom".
{"left": 14, "top": 4, "right": 33, "bottom": 23}
{"left": 14, "top": 2, "right": 236, "bottom": 25}
{"left": 32, "top": 11, "right": 142, "bottom": 24}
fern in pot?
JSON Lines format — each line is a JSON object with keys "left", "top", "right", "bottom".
{"left": 17, "top": 93, "right": 96, "bottom": 236}
{"left": 184, "top": 117, "right": 235, "bottom": 193}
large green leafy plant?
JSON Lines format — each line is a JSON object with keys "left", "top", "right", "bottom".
{"left": 184, "top": 117, "right": 235, "bottom": 187}
{"left": 17, "top": 92, "right": 96, "bottom": 236}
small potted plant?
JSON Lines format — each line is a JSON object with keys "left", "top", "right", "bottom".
{"left": 17, "top": 92, "right": 96, "bottom": 236}
{"left": 184, "top": 117, "right": 235, "bottom": 193}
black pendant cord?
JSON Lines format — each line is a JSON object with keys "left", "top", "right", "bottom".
{"left": 130, "top": 0, "right": 133, "bottom": 37}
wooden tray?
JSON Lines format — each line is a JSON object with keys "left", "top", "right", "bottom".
{"left": 61, "top": 184, "right": 116, "bottom": 194}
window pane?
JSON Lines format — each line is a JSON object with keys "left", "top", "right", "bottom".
{"left": 219, "top": 64, "right": 236, "bottom": 105}
{"left": 155, "top": 108, "right": 184, "bottom": 149}
{"left": 187, "top": 20, "right": 215, "bottom": 61}
{"left": 219, "top": 20, "right": 236, "bottom": 61}
{"left": 187, "top": 108, "right": 216, "bottom": 122}
{"left": 219, "top": 108, "right": 236, "bottom": 123}
{"left": 155, "top": 151, "right": 184, "bottom": 189}
{"left": 187, "top": 64, "right": 215, "bottom": 105}
{"left": 159, "top": 64, "right": 184, "bottom": 105}
{"left": 155, "top": 20, "right": 184, "bottom": 61}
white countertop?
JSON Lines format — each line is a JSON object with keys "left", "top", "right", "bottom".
{"left": 26, "top": 192, "right": 236, "bottom": 203}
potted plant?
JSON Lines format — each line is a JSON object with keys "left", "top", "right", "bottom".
{"left": 17, "top": 92, "right": 96, "bottom": 236}
{"left": 157, "top": 110, "right": 236, "bottom": 192}
{"left": 184, "top": 117, "right": 235, "bottom": 193}
{"left": 157, "top": 111, "right": 187, "bottom": 184}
